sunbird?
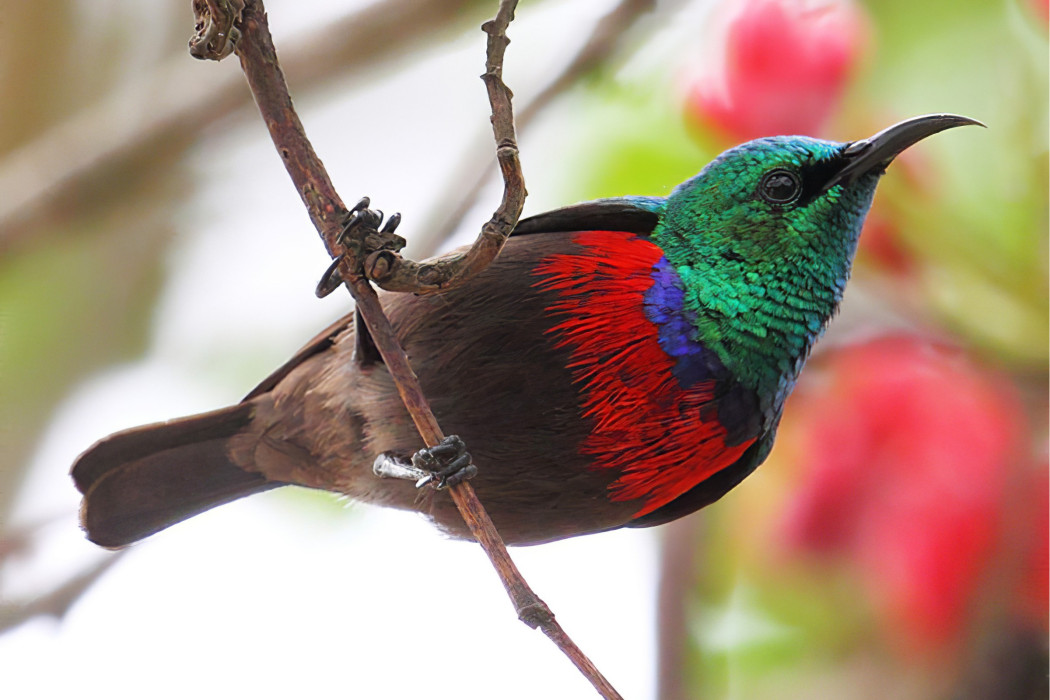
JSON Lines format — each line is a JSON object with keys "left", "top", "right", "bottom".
{"left": 72, "top": 114, "right": 981, "bottom": 548}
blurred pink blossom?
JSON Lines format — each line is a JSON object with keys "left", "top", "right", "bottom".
{"left": 684, "top": 0, "right": 869, "bottom": 141}
{"left": 779, "top": 336, "right": 1035, "bottom": 655}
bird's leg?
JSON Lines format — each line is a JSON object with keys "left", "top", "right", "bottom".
{"left": 372, "top": 435, "right": 477, "bottom": 490}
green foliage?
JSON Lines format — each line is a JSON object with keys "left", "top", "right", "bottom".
{"left": 0, "top": 220, "right": 167, "bottom": 522}
{"left": 557, "top": 87, "right": 714, "bottom": 201}
{"left": 859, "top": 0, "right": 1049, "bottom": 363}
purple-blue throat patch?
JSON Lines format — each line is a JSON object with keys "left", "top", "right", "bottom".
{"left": 642, "top": 257, "right": 728, "bottom": 389}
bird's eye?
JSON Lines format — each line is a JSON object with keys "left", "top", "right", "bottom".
{"left": 758, "top": 169, "right": 802, "bottom": 206}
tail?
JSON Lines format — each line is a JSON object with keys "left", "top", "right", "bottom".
{"left": 71, "top": 402, "right": 280, "bottom": 548}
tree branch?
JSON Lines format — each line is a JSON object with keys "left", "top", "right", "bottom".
{"left": 359, "top": 6, "right": 527, "bottom": 294}
{"left": 222, "top": 0, "right": 622, "bottom": 696}
{"left": 0, "top": 516, "right": 127, "bottom": 635}
{"left": 410, "top": 0, "right": 658, "bottom": 259}
{"left": 364, "top": 0, "right": 662, "bottom": 292}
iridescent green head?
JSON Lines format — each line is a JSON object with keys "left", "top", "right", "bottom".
{"left": 660, "top": 135, "right": 877, "bottom": 273}
{"left": 651, "top": 114, "right": 982, "bottom": 411}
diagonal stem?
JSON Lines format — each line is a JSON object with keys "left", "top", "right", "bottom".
{"left": 360, "top": 2, "right": 527, "bottom": 294}
{"left": 411, "top": 0, "right": 658, "bottom": 259}
{"left": 225, "top": 0, "right": 622, "bottom": 697}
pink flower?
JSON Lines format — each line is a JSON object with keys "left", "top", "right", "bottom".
{"left": 780, "top": 336, "right": 1030, "bottom": 655}
{"left": 684, "top": 0, "right": 869, "bottom": 141}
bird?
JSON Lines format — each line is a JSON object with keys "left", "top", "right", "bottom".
{"left": 71, "top": 114, "right": 981, "bottom": 549}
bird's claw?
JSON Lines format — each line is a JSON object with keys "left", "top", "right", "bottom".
{"left": 315, "top": 257, "right": 345, "bottom": 298}
{"left": 372, "top": 436, "right": 477, "bottom": 490}
{"left": 314, "top": 197, "right": 405, "bottom": 298}
{"left": 412, "top": 435, "right": 477, "bottom": 490}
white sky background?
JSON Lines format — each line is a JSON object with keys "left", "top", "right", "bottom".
{"left": 0, "top": 0, "right": 723, "bottom": 697}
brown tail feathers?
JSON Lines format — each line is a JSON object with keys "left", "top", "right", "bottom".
{"left": 71, "top": 402, "right": 279, "bottom": 548}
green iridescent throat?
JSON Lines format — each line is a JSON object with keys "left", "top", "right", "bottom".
{"left": 650, "top": 137, "right": 880, "bottom": 408}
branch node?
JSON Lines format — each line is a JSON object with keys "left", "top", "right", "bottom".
{"left": 189, "top": 0, "right": 245, "bottom": 61}
{"left": 364, "top": 250, "right": 397, "bottom": 282}
{"left": 517, "top": 601, "right": 555, "bottom": 629}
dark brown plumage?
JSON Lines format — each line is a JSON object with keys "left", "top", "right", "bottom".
{"left": 73, "top": 234, "right": 639, "bottom": 548}
{"left": 71, "top": 115, "right": 982, "bottom": 550}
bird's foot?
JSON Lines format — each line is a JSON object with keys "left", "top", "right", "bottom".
{"left": 412, "top": 435, "right": 477, "bottom": 489}
{"left": 372, "top": 435, "right": 477, "bottom": 490}
{"left": 315, "top": 197, "right": 405, "bottom": 298}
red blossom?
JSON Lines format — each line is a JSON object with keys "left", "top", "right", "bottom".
{"left": 780, "top": 336, "right": 1030, "bottom": 655}
{"left": 684, "top": 0, "right": 869, "bottom": 142}
{"left": 1015, "top": 467, "right": 1048, "bottom": 632}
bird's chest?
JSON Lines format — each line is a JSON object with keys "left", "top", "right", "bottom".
{"left": 533, "top": 231, "right": 757, "bottom": 517}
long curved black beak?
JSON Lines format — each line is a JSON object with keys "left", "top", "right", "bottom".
{"left": 823, "top": 114, "right": 984, "bottom": 192}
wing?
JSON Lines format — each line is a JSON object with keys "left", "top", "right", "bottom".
{"left": 513, "top": 198, "right": 663, "bottom": 236}
{"left": 244, "top": 313, "right": 353, "bottom": 400}
{"left": 237, "top": 198, "right": 765, "bottom": 537}
{"left": 244, "top": 198, "right": 664, "bottom": 401}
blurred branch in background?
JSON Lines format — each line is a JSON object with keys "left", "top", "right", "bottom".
{"left": 0, "top": 0, "right": 491, "bottom": 256}
{"left": 411, "top": 0, "right": 663, "bottom": 258}
{"left": 0, "top": 515, "right": 126, "bottom": 635}
{"left": 655, "top": 516, "right": 704, "bottom": 700}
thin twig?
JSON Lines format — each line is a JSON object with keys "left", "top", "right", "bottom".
{"left": 0, "top": 514, "right": 125, "bottom": 635}
{"left": 227, "top": 1, "right": 622, "bottom": 697}
{"left": 411, "top": 0, "right": 658, "bottom": 258}
{"left": 0, "top": 550, "right": 127, "bottom": 634}
{"left": 363, "top": 0, "right": 662, "bottom": 292}
{"left": 360, "top": 3, "right": 528, "bottom": 294}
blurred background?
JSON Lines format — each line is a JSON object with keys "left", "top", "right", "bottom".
{"left": 0, "top": 0, "right": 1045, "bottom": 698}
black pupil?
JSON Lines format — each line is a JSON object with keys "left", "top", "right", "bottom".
{"left": 761, "top": 170, "right": 800, "bottom": 203}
